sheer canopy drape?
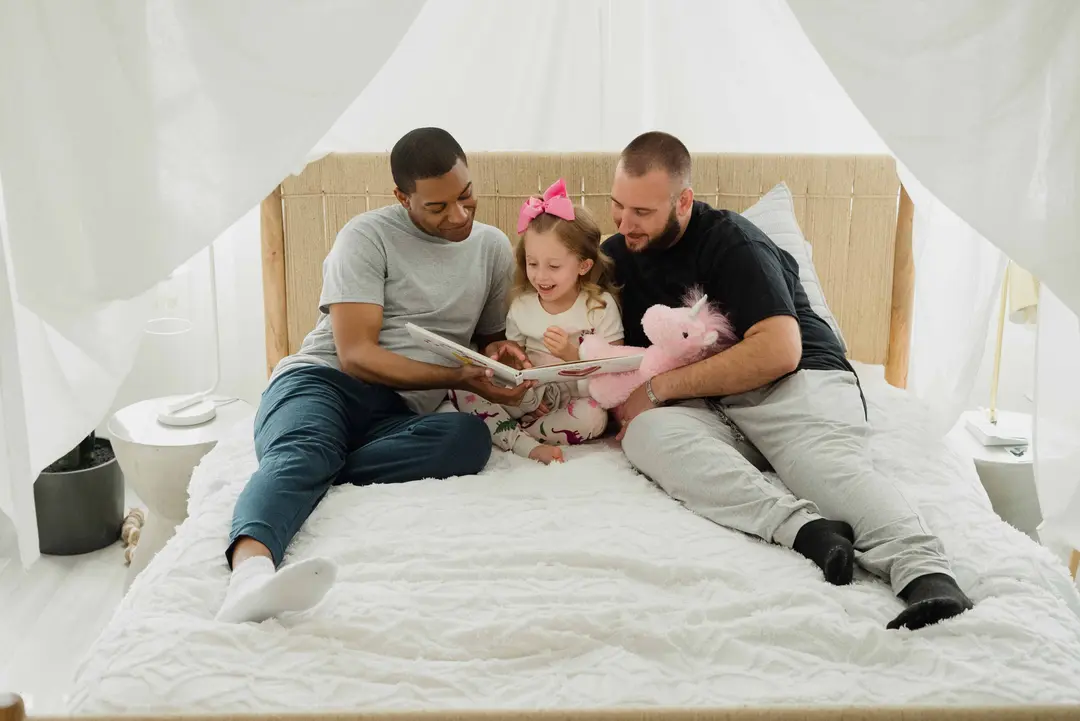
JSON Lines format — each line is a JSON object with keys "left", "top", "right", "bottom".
{"left": 788, "top": 0, "right": 1080, "bottom": 557}
{"left": 0, "top": 0, "right": 425, "bottom": 564}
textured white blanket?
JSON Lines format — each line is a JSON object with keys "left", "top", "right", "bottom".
{"left": 69, "top": 368, "right": 1080, "bottom": 714}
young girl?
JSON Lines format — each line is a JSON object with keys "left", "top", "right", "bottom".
{"left": 450, "top": 178, "right": 622, "bottom": 464}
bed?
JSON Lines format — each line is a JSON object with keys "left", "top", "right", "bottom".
{"left": 25, "top": 154, "right": 1080, "bottom": 721}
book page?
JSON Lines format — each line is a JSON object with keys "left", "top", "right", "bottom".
{"left": 406, "top": 323, "right": 643, "bottom": 387}
{"left": 405, "top": 323, "right": 522, "bottom": 385}
{"left": 521, "top": 354, "right": 642, "bottom": 384}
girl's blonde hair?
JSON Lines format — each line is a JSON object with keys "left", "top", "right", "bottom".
{"left": 513, "top": 203, "right": 619, "bottom": 315}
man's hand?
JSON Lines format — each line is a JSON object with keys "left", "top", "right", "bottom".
{"left": 456, "top": 365, "right": 535, "bottom": 406}
{"left": 542, "top": 327, "right": 578, "bottom": 362}
{"left": 614, "top": 383, "right": 659, "bottom": 442}
{"left": 485, "top": 340, "right": 532, "bottom": 370}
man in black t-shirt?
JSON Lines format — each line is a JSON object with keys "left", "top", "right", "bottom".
{"left": 605, "top": 132, "right": 973, "bottom": 631}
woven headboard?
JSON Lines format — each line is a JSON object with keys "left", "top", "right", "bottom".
{"left": 261, "top": 152, "right": 914, "bottom": 387}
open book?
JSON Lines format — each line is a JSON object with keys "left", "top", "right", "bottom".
{"left": 405, "top": 323, "right": 643, "bottom": 387}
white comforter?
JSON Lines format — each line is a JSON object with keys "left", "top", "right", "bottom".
{"left": 69, "top": 367, "right": 1080, "bottom": 713}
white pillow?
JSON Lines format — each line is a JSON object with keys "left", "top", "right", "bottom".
{"left": 739, "top": 182, "right": 847, "bottom": 352}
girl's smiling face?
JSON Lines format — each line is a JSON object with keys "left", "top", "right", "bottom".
{"left": 523, "top": 228, "right": 593, "bottom": 306}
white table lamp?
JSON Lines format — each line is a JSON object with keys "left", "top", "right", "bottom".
{"left": 157, "top": 244, "right": 222, "bottom": 427}
{"left": 964, "top": 260, "right": 1039, "bottom": 446}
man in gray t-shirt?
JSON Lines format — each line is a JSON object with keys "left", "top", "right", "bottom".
{"left": 217, "top": 128, "right": 533, "bottom": 624}
{"left": 273, "top": 193, "right": 513, "bottom": 416}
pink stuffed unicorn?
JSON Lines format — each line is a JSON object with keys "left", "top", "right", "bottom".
{"left": 579, "top": 290, "right": 737, "bottom": 409}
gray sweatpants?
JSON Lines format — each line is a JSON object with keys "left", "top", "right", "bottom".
{"left": 622, "top": 369, "right": 953, "bottom": 594}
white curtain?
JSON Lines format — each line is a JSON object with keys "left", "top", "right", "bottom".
{"left": 0, "top": 0, "right": 425, "bottom": 565}
{"left": 1035, "top": 289, "right": 1080, "bottom": 556}
{"left": 901, "top": 167, "right": 1008, "bottom": 434}
{"left": 0, "top": 203, "right": 34, "bottom": 556}
{"left": 312, "top": 0, "right": 886, "bottom": 156}
{"left": 786, "top": 0, "right": 1080, "bottom": 317}
{"left": 0, "top": 174, "right": 153, "bottom": 566}
{"left": 786, "top": 0, "right": 1080, "bottom": 557}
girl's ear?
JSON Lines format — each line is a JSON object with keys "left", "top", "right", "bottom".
{"left": 579, "top": 258, "right": 594, "bottom": 276}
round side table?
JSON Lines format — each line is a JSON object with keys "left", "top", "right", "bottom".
{"left": 946, "top": 416, "right": 1041, "bottom": 541}
{"left": 107, "top": 396, "right": 254, "bottom": 584}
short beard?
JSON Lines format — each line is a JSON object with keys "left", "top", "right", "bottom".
{"left": 631, "top": 208, "right": 682, "bottom": 253}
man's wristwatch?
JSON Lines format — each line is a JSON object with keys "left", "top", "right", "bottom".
{"left": 644, "top": 377, "right": 668, "bottom": 407}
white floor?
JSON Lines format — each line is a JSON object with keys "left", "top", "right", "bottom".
{"left": 0, "top": 499, "right": 137, "bottom": 716}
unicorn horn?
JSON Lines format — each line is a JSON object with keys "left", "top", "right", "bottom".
{"left": 689, "top": 294, "right": 709, "bottom": 317}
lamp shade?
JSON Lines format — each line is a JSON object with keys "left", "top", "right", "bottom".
{"left": 1008, "top": 261, "right": 1039, "bottom": 325}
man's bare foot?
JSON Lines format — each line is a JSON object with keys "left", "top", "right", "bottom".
{"left": 528, "top": 445, "right": 564, "bottom": 464}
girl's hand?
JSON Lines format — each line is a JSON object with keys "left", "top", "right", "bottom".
{"left": 485, "top": 340, "right": 532, "bottom": 370}
{"left": 520, "top": 403, "right": 549, "bottom": 427}
{"left": 543, "top": 327, "right": 578, "bottom": 362}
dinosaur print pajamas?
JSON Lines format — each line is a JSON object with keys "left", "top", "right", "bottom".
{"left": 449, "top": 290, "right": 622, "bottom": 458}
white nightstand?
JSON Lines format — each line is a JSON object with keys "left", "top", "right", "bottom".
{"left": 108, "top": 396, "right": 254, "bottom": 584}
{"left": 946, "top": 411, "right": 1041, "bottom": 541}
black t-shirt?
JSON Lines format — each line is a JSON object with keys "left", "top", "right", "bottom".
{"left": 603, "top": 201, "right": 851, "bottom": 375}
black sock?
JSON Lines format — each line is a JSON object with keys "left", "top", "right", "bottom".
{"left": 887, "top": 573, "right": 974, "bottom": 630}
{"left": 792, "top": 519, "right": 855, "bottom": 586}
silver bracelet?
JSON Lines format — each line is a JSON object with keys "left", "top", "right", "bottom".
{"left": 645, "top": 377, "right": 665, "bottom": 406}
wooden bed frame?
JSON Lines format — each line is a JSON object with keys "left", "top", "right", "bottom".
{"left": 7, "top": 153, "right": 1080, "bottom": 721}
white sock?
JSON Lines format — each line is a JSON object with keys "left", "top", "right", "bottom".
{"left": 216, "top": 556, "right": 337, "bottom": 624}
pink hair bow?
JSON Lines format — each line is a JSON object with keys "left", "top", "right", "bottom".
{"left": 517, "top": 178, "right": 576, "bottom": 234}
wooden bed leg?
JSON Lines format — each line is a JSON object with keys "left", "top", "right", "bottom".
{"left": 0, "top": 693, "right": 25, "bottom": 721}
{"left": 1070, "top": 548, "right": 1079, "bottom": 580}
{"left": 885, "top": 185, "right": 915, "bottom": 389}
{"left": 261, "top": 185, "right": 288, "bottom": 378}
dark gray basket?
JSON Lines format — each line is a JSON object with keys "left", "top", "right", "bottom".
{"left": 34, "top": 438, "right": 124, "bottom": 555}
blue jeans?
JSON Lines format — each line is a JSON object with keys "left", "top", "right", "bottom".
{"left": 228, "top": 365, "right": 491, "bottom": 566}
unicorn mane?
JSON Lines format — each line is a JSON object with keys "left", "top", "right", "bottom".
{"left": 682, "top": 287, "right": 737, "bottom": 348}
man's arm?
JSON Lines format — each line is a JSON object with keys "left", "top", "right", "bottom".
{"left": 650, "top": 315, "right": 801, "bottom": 401}
{"left": 322, "top": 224, "right": 450, "bottom": 388}
{"left": 653, "top": 236, "right": 803, "bottom": 400}
{"left": 331, "top": 303, "right": 534, "bottom": 405}
{"left": 331, "top": 303, "right": 460, "bottom": 389}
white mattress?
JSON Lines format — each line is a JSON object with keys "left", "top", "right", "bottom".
{"left": 69, "top": 365, "right": 1080, "bottom": 714}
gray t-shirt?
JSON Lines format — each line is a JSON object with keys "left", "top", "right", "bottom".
{"left": 273, "top": 203, "right": 514, "bottom": 414}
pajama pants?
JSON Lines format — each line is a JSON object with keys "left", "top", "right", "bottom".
{"left": 229, "top": 365, "right": 491, "bottom": 566}
{"left": 621, "top": 369, "right": 954, "bottom": 594}
{"left": 449, "top": 387, "right": 609, "bottom": 458}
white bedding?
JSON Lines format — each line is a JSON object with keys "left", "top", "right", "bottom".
{"left": 69, "top": 365, "right": 1080, "bottom": 713}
